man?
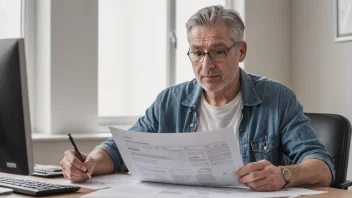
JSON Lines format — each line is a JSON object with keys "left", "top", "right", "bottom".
{"left": 61, "top": 5, "right": 334, "bottom": 192}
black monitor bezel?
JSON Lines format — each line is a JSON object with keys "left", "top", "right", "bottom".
{"left": 0, "top": 38, "right": 33, "bottom": 175}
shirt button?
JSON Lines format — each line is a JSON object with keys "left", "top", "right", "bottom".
{"left": 190, "top": 123, "right": 194, "bottom": 128}
{"left": 264, "top": 146, "right": 267, "bottom": 150}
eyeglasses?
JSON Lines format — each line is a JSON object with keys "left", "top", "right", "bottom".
{"left": 187, "top": 42, "right": 239, "bottom": 63}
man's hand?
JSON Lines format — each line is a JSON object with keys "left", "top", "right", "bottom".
{"left": 236, "top": 160, "right": 286, "bottom": 192}
{"left": 60, "top": 150, "right": 96, "bottom": 183}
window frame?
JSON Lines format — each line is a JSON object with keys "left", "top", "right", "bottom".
{"left": 22, "top": 0, "right": 37, "bottom": 133}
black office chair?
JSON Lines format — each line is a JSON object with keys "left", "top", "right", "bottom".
{"left": 305, "top": 113, "right": 352, "bottom": 189}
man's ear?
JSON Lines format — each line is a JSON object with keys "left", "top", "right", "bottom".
{"left": 239, "top": 41, "right": 247, "bottom": 62}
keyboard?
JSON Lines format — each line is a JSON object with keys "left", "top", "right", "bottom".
{"left": 0, "top": 176, "right": 80, "bottom": 196}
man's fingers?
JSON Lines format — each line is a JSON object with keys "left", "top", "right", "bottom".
{"left": 240, "top": 165, "right": 287, "bottom": 192}
{"left": 61, "top": 149, "right": 95, "bottom": 183}
{"left": 243, "top": 177, "right": 268, "bottom": 188}
{"left": 61, "top": 159, "right": 88, "bottom": 181}
{"left": 80, "top": 152, "right": 89, "bottom": 161}
{"left": 84, "top": 157, "right": 94, "bottom": 169}
{"left": 239, "top": 170, "right": 267, "bottom": 184}
{"left": 61, "top": 159, "right": 84, "bottom": 177}
{"left": 84, "top": 159, "right": 94, "bottom": 175}
{"left": 64, "top": 150, "right": 88, "bottom": 172}
{"left": 237, "top": 160, "right": 269, "bottom": 177}
{"left": 61, "top": 150, "right": 93, "bottom": 183}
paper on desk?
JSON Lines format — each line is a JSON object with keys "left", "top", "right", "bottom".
{"left": 34, "top": 164, "right": 62, "bottom": 172}
{"left": 0, "top": 187, "right": 13, "bottom": 195}
{"left": 51, "top": 174, "right": 138, "bottom": 190}
{"left": 81, "top": 182, "right": 327, "bottom": 198}
{"left": 110, "top": 127, "right": 244, "bottom": 187}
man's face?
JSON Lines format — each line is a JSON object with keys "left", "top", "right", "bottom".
{"left": 188, "top": 22, "right": 245, "bottom": 92}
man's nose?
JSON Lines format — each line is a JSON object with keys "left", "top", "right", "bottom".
{"left": 202, "top": 54, "right": 214, "bottom": 70}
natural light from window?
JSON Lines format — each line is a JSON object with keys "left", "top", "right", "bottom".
{"left": 0, "top": 0, "right": 21, "bottom": 39}
{"left": 99, "top": 0, "right": 167, "bottom": 117}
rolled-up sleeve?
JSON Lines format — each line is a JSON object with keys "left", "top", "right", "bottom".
{"left": 95, "top": 137, "right": 128, "bottom": 172}
{"left": 300, "top": 153, "right": 335, "bottom": 184}
{"left": 279, "top": 89, "right": 335, "bottom": 185}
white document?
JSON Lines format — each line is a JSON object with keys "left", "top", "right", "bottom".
{"left": 34, "top": 164, "right": 62, "bottom": 172}
{"left": 81, "top": 182, "right": 326, "bottom": 198}
{"left": 0, "top": 187, "right": 13, "bottom": 195}
{"left": 110, "top": 127, "right": 244, "bottom": 187}
{"left": 50, "top": 174, "right": 138, "bottom": 190}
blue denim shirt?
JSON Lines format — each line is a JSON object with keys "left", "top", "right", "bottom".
{"left": 96, "top": 68, "right": 335, "bottom": 182}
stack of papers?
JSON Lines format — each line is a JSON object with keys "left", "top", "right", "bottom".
{"left": 33, "top": 164, "right": 63, "bottom": 177}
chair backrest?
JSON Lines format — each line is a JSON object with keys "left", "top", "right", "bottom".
{"left": 305, "top": 113, "right": 351, "bottom": 188}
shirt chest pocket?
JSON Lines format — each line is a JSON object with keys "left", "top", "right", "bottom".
{"left": 250, "top": 135, "right": 281, "bottom": 164}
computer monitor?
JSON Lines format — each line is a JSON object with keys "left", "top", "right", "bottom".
{"left": 0, "top": 38, "right": 34, "bottom": 175}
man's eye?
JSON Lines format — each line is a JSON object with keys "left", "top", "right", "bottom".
{"left": 215, "top": 50, "right": 226, "bottom": 55}
{"left": 194, "top": 52, "right": 203, "bottom": 56}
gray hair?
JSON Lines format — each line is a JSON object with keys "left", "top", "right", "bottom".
{"left": 186, "top": 5, "right": 245, "bottom": 42}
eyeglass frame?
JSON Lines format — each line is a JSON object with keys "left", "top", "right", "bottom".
{"left": 186, "top": 42, "right": 240, "bottom": 63}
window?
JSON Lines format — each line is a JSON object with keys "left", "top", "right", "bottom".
{"left": 99, "top": 0, "right": 226, "bottom": 124}
{"left": 99, "top": 0, "right": 167, "bottom": 118}
{"left": 0, "top": 0, "right": 22, "bottom": 39}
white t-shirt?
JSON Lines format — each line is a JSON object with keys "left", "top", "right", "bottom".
{"left": 196, "top": 92, "right": 243, "bottom": 133}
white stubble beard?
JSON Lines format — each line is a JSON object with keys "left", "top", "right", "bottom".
{"left": 197, "top": 67, "right": 239, "bottom": 92}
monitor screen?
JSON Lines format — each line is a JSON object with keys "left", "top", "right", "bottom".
{"left": 0, "top": 38, "right": 33, "bottom": 175}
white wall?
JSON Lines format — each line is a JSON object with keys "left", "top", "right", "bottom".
{"left": 291, "top": 0, "right": 352, "bottom": 180}
{"left": 35, "top": 0, "right": 98, "bottom": 134}
{"left": 244, "top": 0, "right": 291, "bottom": 87}
{"left": 50, "top": 0, "right": 98, "bottom": 134}
{"left": 32, "top": 138, "right": 105, "bottom": 165}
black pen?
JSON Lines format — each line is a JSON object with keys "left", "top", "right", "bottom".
{"left": 67, "top": 133, "right": 92, "bottom": 182}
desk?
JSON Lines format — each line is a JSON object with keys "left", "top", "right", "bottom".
{"left": 5, "top": 187, "right": 352, "bottom": 198}
{"left": 1, "top": 173, "right": 352, "bottom": 198}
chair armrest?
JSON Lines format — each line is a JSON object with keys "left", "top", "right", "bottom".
{"left": 337, "top": 180, "right": 352, "bottom": 189}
